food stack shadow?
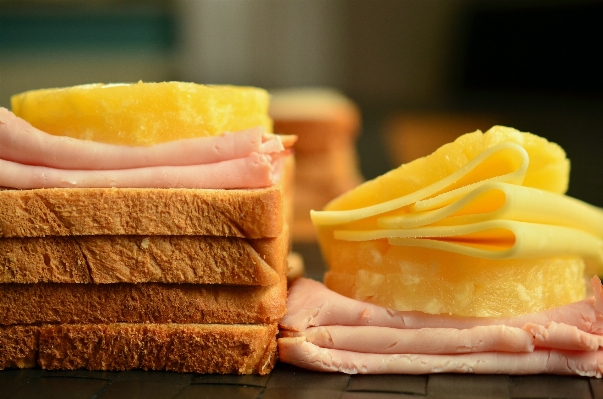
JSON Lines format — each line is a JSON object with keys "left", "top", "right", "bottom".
{"left": 0, "top": 156, "right": 293, "bottom": 374}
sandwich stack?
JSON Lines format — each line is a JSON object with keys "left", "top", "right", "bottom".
{"left": 270, "top": 88, "right": 363, "bottom": 242}
{"left": 0, "top": 82, "right": 294, "bottom": 374}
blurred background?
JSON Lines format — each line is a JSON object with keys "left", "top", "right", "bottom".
{"left": 1, "top": 0, "right": 602, "bottom": 207}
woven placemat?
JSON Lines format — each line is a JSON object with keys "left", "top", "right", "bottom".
{"left": 2, "top": 363, "right": 600, "bottom": 399}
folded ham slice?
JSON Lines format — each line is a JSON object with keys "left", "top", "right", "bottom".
{"left": 279, "top": 339, "right": 603, "bottom": 376}
{"left": 278, "top": 277, "right": 603, "bottom": 376}
{"left": 0, "top": 107, "right": 294, "bottom": 189}
{"left": 280, "top": 325, "right": 536, "bottom": 354}
{"left": 0, "top": 152, "right": 284, "bottom": 189}
{"left": 282, "top": 278, "right": 603, "bottom": 334}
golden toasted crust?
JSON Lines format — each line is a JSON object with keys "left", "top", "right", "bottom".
{"left": 0, "top": 323, "right": 278, "bottom": 374}
{"left": 0, "top": 278, "right": 287, "bottom": 326}
{"left": 0, "top": 186, "right": 283, "bottom": 239}
{"left": 0, "top": 227, "right": 289, "bottom": 285}
{"left": 0, "top": 325, "right": 38, "bottom": 369}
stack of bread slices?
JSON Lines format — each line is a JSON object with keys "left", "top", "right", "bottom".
{"left": 0, "top": 82, "right": 293, "bottom": 374}
{"left": 270, "top": 88, "right": 363, "bottom": 242}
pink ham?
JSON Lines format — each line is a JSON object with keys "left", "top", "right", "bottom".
{"left": 281, "top": 322, "right": 603, "bottom": 355}
{"left": 281, "top": 325, "right": 535, "bottom": 354}
{"left": 278, "top": 277, "right": 603, "bottom": 375}
{"left": 281, "top": 277, "right": 603, "bottom": 334}
{"left": 0, "top": 107, "right": 294, "bottom": 189}
{"left": 278, "top": 337, "right": 603, "bottom": 377}
{"left": 525, "top": 322, "right": 603, "bottom": 351}
{"left": 0, "top": 152, "right": 285, "bottom": 189}
{"left": 0, "top": 107, "right": 291, "bottom": 170}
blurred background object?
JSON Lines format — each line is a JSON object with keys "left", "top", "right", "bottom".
{"left": 383, "top": 112, "right": 500, "bottom": 166}
{"left": 1, "top": 0, "right": 602, "bottom": 275}
{"left": 0, "top": 0, "right": 176, "bottom": 105}
{"left": 269, "top": 88, "right": 363, "bottom": 242}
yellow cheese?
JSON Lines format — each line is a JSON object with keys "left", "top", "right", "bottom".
{"left": 379, "top": 182, "right": 603, "bottom": 235}
{"left": 311, "top": 142, "right": 529, "bottom": 226}
{"left": 335, "top": 220, "right": 603, "bottom": 268}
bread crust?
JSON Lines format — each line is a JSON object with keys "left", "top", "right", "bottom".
{"left": 0, "top": 229, "right": 288, "bottom": 285}
{"left": 1, "top": 323, "right": 278, "bottom": 374}
{"left": 0, "top": 186, "right": 283, "bottom": 239}
{"left": 0, "top": 278, "right": 287, "bottom": 325}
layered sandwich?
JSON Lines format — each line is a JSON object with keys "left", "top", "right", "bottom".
{"left": 0, "top": 81, "right": 295, "bottom": 374}
{"left": 279, "top": 126, "right": 603, "bottom": 376}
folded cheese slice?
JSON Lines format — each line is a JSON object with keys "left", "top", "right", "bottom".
{"left": 335, "top": 220, "right": 603, "bottom": 267}
{"left": 312, "top": 142, "right": 529, "bottom": 226}
{"left": 380, "top": 182, "right": 603, "bottom": 234}
{"left": 312, "top": 127, "right": 603, "bottom": 278}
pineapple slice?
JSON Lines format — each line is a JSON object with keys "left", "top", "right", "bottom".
{"left": 323, "top": 241, "right": 586, "bottom": 317}
{"left": 11, "top": 81, "right": 272, "bottom": 146}
{"left": 314, "top": 127, "right": 591, "bottom": 317}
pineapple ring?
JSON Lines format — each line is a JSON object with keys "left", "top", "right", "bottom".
{"left": 11, "top": 81, "right": 272, "bottom": 146}
{"left": 323, "top": 241, "right": 586, "bottom": 317}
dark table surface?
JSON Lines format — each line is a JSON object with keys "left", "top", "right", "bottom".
{"left": 3, "top": 364, "right": 603, "bottom": 399}
{"left": 2, "top": 243, "right": 602, "bottom": 399}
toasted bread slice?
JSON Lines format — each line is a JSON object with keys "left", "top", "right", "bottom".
{"left": 0, "top": 323, "right": 278, "bottom": 374}
{"left": 0, "top": 226, "right": 289, "bottom": 285}
{"left": 0, "top": 277, "right": 286, "bottom": 325}
{"left": 0, "top": 186, "right": 283, "bottom": 239}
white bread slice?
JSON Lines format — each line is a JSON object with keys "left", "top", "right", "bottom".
{"left": 0, "top": 323, "right": 278, "bottom": 374}
{"left": 0, "top": 227, "right": 288, "bottom": 285}
{"left": 0, "top": 277, "right": 286, "bottom": 326}
{"left": 0, "top": 186, "right": 284, "bottom": 239}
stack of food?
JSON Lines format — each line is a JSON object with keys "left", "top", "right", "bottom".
{"left": 0, "top": 82, "right": 294, "bottom": 374}
{"left": 279, "top": 126, "right": 603, "bottom": 376}
{"left": 270, "top": 88, "right": 363, "bottom": 242}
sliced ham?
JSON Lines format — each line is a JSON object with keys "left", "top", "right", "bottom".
{"left": 278, "top": 277, "right": 603, "bottom": 375}
{"left": 0, "top": 107, "right": 292, "bottom": 170}
{"left": 278, "top": 337, "right": 603, "bottom": 377}
{"left": 0, "top": 152, "right": 284, "bottom": 189}
{"left": 281, "top": 322, "right": 603, "bottom": 355}
{"left": 281, "top": 277, "right": 603, "bottom": 334}
{"left": 281, "top": 325, "right": 535, "bottom": 354}
{"left": 0, "top": 107, "right": 294, "bottom": 189}
{"left": 525, "top": 321, "right": 603, "bottom": 351}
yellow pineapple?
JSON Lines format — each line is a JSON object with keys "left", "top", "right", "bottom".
{"left": 314, "top": 127, "right": 591, "bottom": 317}
{"left": 322, "top": 240, "right": 586, "bottom": 317}
{"left": 11, "top": 81, "right": 272, "bottom": 146}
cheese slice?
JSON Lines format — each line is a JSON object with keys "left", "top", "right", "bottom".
{"left": 379, "top": 182, "right": 603, "bottom": 236}
{"left": 311, "top": 142, "right": 529, "bottom": 226}
{"left": 339, "top": 220, "right": 600, "bottom": 262}
{"left": 315, "top": 138, "right": 603, "bottom": 273}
